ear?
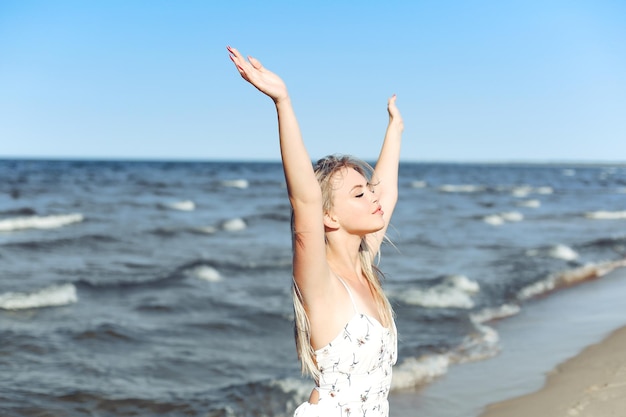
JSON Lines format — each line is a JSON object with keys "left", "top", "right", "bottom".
{"left": 323, "top": 211, "right": 339, "bottom": 229}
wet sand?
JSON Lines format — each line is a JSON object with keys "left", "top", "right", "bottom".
{"left": 480, "top": 325, "right": 626, "bottom": 417}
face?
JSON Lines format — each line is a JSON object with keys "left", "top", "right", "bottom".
{"left": 326, "top": 167, "right": 385, "bottom": 235}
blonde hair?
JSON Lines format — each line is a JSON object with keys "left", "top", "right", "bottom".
{"left": 291, "top": 155, "right": 395, "bottom": 381}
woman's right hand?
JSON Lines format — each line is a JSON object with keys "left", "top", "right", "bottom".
{"left": 227, "top": 46, "right": 289, "bottom": 104}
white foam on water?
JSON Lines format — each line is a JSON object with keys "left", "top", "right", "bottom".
{"left": 438, "top": 184, "right": 485, "bottom": 193}
{"left": 585, "top": 210, "right": 626, "bottom": 220}
{"left": 483, "top": 211, "right": 523, "bottom": 226}
{"left": 190, "top": 266, "right": 222, "bottom": 282}
{"left": 511, "top": 186, "right": 533, "bottom": 198}
{"left": 452, "top": 323, "right": 501, "bottom": 363}
{"left": 516, "top": 199, "right": 541, "bottom": 208}
{"left": 547, "top": 244, "right": 579, "bottom": 261}
{"left": 470, "top": 304, "right": 521, "bottom": 324}
{"left": 391, "top": 320, "right": 501, "bottom": 390}
{"left": 511, "top": 185, "right": 553, "bottom": 197}
{"left": 395, "top": 275, "right": 479, "bottom": 309}
{"left": 270, "top": 377, "right": 312, "bottom": 400}
{"left": 221, "top": 179, "right": 249, "bottom": 189}
{"left": 166, "top": 200, "right": 196, "bottom": 211}
{"left": 270, "top": 377, "right": 315, "bottom": 416}
{"left": 483, "top": 214, "right": 504, "bottom": 226}
{"left": 562, "top": 169, "right": 576, "bottom": 176}
{"left": 391, "top": 354, "right": 451, "bottom": 390}
{"left": 221, "top": 218, "right": 246, "bottom": 231}
{"left": 500, "top": 211, "right": 523, "bottom": 222}
{"left": 536, "top": 186, "right": 553, "bottom": 195}
{"left": 517, "top": 259, "right": 626, "bottom": 300}
{"left": 617, "top": 188, "right": 626, "bottom": 194}
{"left": 411, "top": 180, "right": 427, "bottom": 188}
{"left": 0, "top": 283, "right": 78, "bottom": 310}
{"left": 517, "top": 276, "right": 557, "bottom": 300}
{"left": 0, "top": 213, "right": 84, "bottom": 232}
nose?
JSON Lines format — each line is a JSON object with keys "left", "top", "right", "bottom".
{"left": 370, "top": 187, "right": 378, "bottom": 203}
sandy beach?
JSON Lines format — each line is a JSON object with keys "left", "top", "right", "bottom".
{"left": 480, "top": 325, "right": 626, "bottom": 417}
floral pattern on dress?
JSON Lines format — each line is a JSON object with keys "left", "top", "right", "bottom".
{"left": 294, "top": 312, "right": 397, "bottom": 417}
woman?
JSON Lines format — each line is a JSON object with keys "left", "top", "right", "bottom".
{"left": 228, "top": 46, "right": 404, "bottom": 417}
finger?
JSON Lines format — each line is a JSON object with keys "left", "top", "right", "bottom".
{"left": 227, "top": 46, "right": 247, "bottom": 67}
{"left": 248, "top": 56, "right": 263, "bottom": 70}
{"left": 226, "top": 45, "right": 242, "bottom": 59}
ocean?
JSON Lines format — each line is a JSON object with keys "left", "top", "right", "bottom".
{"left": 1, "top": 159, "right": 625, "bottom": 417}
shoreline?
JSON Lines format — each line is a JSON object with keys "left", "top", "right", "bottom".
{"left": 479, "top": 325, "right": 626, "bottom": 417}
{"left": 389, "top": 266, "right": 626, "bottom": 417}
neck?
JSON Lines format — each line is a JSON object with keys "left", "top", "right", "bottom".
{"left": 325, "top": 231, "right": 365, "bottom": 281}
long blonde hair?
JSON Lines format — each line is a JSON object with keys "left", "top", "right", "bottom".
{"left": 291, "top": 155, "right": 395, "bottom": 380}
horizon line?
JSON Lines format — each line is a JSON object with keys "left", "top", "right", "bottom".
{"left": 1, "top": 155, "right": 625, "bottom": 166}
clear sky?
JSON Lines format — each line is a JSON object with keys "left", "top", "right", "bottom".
{"left": 1, "top": 0, "right": 625, "bottom": 162}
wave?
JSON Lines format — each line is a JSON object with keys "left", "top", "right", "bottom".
{"left": 186, "top": 265, "right": 222, "bottom": 282}
{"left": 525, "top": 244, "right": 579, "bottom": 261}
{"left": 585, "top": 211, "right": 626, "bottom": 220}
{"left": 470, "top": 304, "right": 521, "bottom": 324}
{"left": 0, "top": 283, "right": 77, "bottom": 310}
{"left": 221, "top": 218, "right": 246, "bottom": 231}
{"left": 516, "top": 199, "right": 541, "bottom": 208}
{"left": 391, "top": 353, "right": 451, "bottom": 390}
{"left": 411, "top": 180, "right": 427, "bottom": 188}
{"left": 517, "top": 259, "right": 626, "bottom": 300}
{"left": 438, "top": 184, "right": 486, "bottom": 193}
{"left": 221, "top": 179, "right": 249, "bottom": 189}
{"left": 394, "top": 275, "right": 480, "bottom": 309}
{"left": 0, "top": 213, "right": 84, "bottom": 232}
{"left": 483, "top": 211, "right": 523, "bottom": 226}
{"left": 391, "top": 320, "right": 500, "bottom": 390}
{"left": 161, "top": 200, "right": 196, "bottom": 211}
{"left": 510, "top": 185, "right": 553, "bottom": 198}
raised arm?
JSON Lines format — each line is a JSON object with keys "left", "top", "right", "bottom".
{"left": 367, "top": 95, "right": 404, "bottom": 256}
{"left": 227, "top": 46, "right": 330, "bottom": 294}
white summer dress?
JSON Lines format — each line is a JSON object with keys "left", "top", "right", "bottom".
{"left": 293, "top": 277, "right": 397, "bottom": 417}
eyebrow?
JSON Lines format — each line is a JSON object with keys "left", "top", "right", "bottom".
{"left": 350, "top": 183, "right": 370, "bottom": 193}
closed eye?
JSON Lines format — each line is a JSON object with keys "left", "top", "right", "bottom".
{"left": 355, "top": 193, "right": 364, "bottom": 198}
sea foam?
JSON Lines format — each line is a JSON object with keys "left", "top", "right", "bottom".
{"left": 511, "top": 185, "right": 553, "bottom": 198}
{"left": 483, "top": 211, "right": 523, "bottom": 226}
{"left": 470, "top": 304, "right": 521, "bottom": 324}
{"left": 391, "top": 319, "right": 501, "bottom": 390}
{"left": 391, "top": 354, "right": 451, "bottom": 390}
{"left": 411, "top": 180, "right": 427, "bottom": 188}
{"left": 585, "top": 211, "right": 626, "bottom": 220}
{"left": 0, "top": 283, "right": 78, "bottom": 310}
{"left": 517, "top": 259, "right": 626, "bottom": 300}
{"left": 165, "top": 200, "right": 196, "bottom": 211}
{"left": 526, "top": 244, "right": 579, "bottom": 261}
{"left": 221, "top": 179, "right": 249, "bottom": 189}
{"left": 395, "top": 275, "right": 479, "bottom": 309}
{"left": 0, "top": 213, "right": 84, "bottom": 232}
{"left": 221, "top": 218, "right": 246, "bottom": 231}
{"left": 516, "top": 199, "right": 541, "bottom": 208}
{"left": 438, "top": 184, "right": 485, "bottom": 193}
{"left": 189, "top": 266, "right": 222, "bottom": 282}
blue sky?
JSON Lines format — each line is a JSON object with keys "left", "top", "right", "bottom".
{"left": 1, "top": 0, "right": 625, "bottom": 162}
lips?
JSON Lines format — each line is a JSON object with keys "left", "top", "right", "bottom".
{"left": 373, "top": 206, "right": 384, "bottom": 215}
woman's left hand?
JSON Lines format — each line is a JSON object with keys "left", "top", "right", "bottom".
{"left": 227, "top": 46, "right": 289, "bottom": 104}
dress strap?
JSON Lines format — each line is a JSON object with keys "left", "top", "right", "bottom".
{"left": 336, "top": 276, "right": 359, "bottom": 314}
